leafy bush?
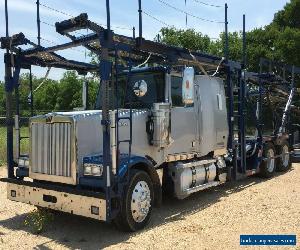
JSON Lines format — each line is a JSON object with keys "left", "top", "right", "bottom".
{"left": 24, "top": 208, "right": 54, "bottom": 234}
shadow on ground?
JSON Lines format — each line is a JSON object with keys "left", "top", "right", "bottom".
{"left": 0, "top": 170, "right": 292, "bottom": 250}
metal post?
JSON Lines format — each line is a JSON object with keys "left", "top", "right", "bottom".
{"left": 101, "top": 47, "right": 112, "bottom": 223}
{"left": 289, "top": 66, "right": 295, "bottom": 145}
{"left": 242, "top": 14, "right": 246, "bottom": 69}
{"left": 82, "top": 79, "right": 88, "bottom": 110}
{"left": 157, "top": 34, "right": 161, "bottom": 43}
{"left": 114, "top": 51, "right": 120, "bottom": 176}
{"left": 36, "top": 0, "right": 41, "bottom": 46}
{"left": 4, "top": 0, "right": 14, "bottom": 178}
{"left": 15, "top": 80, "right": 20, "bottom": 160}
{"left": 138, "top": 0, "right": 143, "bottom": 41}
{"left": 224, "top": 3, "right": 229, "bottom": 61}
{"left": 86, "top": 79, "right": 89, "bottom": 110}
{"left": 29, "top": 67, "right": 34, "bottom": 116}
{"left": 258, "top": 61, "right": 263, "bottom": 145}
{"left": 106, "top": 0, "right": 111, "bottom": 31}
{"left": 224, "top": 3, "right": 231, "bottom": 142}
{"left": 224, "top": 3, "right": 234, "bottom": 180}
{"left": 240, "top": 14, "right": 247, "bottom": 174}
{"left": 101, "top": 0, "right": 112, "bottom": 222}
{"left": 133, "top": 26, "right": 136, "bottom": 39}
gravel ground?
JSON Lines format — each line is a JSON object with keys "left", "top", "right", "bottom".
{"left": 0, "top": 165, "right": 299, "bottom": 250}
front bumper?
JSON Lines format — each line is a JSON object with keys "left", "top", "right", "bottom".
{"left": 1, "top": 178, "right": 106, "bottom": 221}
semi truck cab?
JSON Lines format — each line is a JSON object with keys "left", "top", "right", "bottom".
{"left": 6, "top": 66, "right": 230, "bottom": 231}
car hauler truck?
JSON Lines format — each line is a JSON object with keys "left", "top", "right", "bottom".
{"left": 1, "top": 2, "right": 300, "bottom": 231}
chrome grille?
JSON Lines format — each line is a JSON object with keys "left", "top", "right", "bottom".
{"left": 31, "top": 122, "right": 72, "bottom": 177}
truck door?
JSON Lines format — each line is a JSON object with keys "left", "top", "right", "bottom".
{"left": 168, "top": 75, "right": 198, "bottom": 154}
{"left": 195, "top": 75, "right": 228, "bottom": 156}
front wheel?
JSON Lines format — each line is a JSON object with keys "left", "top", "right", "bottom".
{"left": 114, "top": 170, "right": 154, "bottom": 232}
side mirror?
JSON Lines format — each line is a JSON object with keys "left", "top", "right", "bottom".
{"left": 182, "top": 67, "right": 195, "bottom": 105}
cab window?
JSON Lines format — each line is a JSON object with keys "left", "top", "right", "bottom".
{"left": 171, "top": 76, "right": 184, "bottom": 107}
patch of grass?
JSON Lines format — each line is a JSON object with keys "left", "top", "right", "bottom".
{"left": 0, "top": 126, "right": 29, "bottom": 166}
{"left": 24, "top": 208, "right": 54, "bottom": 234}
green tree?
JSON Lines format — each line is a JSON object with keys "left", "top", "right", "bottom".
{"left": 274, "top": 27, "right": 300, "bottom": 66}
{"left": 18, "top": 72, "right": 99, "bottom": 112}
{"left": 18, "top": 73, "right": 59, "bottom": 114}
{"left": 86, "top": 77, "right": 100, "bottom": 109}
{"left": 210, "top": 32, "right": 243, "bottom": 61}
{"left": 55, "top": 71, "right": 83, "bottom": 111}
{"left": 273, "top": 0, "right": 300, "bottom": 29}
{"left": 159, "top": 27, "right": 211, "bottom": 53}
{"left": 246, "top": 0, "right": 300, "bottom": 69}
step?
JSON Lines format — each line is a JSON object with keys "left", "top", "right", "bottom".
{"left": 117, "top": 117, "right": 131, "bottom": 120}
{"left": 118, "top": 140, "right": 131, "bottom": 144}
{"left": 184, "top": 181, "right": 220, "bottom": 195}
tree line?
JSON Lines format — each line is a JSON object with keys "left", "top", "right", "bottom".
{"left": 0, "top": 71, "right": 99, "bottom": 116}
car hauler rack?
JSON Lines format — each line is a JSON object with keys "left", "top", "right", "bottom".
{"left": 1, "top": 0, "right": 299, "bottom": 231}
{"left": 241, "top": 59, "right": 300, "bottom": 178}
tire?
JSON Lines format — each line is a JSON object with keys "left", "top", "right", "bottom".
{"left": 114, "top": 170, "right": 154, "bottom": 232}
{"left": 259, "top": 143, "right": 276, "bottom": 178}
{"left": 276, "top": 141, "right": 291, "bottom": 172}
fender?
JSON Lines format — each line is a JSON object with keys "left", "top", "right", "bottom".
{"left": 119, "top": 155, "right": 162, "bottom": 207}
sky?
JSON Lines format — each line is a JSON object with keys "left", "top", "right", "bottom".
{"left": 0, "top": 0, "right": 290, "bottom": 81}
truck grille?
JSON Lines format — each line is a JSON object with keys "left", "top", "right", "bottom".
{"left": 31, "top": 122, "right": 72, "bottom": 177}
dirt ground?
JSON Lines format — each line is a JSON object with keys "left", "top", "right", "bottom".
{"left": 0, "top": 165, "right": 299, "bottom": 250}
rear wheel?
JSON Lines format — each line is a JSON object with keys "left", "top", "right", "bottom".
{"left": 276, "top": 141, "right": 291, "bottom": 172}
{"left": 114, "top": 170, "right": 153, "bottom": 232}
{"left": 259, "top": 143, "right": 276, "bottom": 178}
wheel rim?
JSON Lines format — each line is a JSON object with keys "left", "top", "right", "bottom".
{"left": 282, "top": 145, "right": 290, "bottom": 168}
{"left": 131, "top": 181, "right": 151, "bottom": 223}
{"left": 267, "top": 148, "right": 275, "bottom": 172}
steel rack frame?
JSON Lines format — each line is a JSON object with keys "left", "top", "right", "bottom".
{"left": 243, "top": 58, "right": 300, "bottom": 174}
{"left": 4, "top": 0, "right": 298, "bottom": 221}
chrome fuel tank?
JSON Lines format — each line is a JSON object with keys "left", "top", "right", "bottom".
{"left": 170, "top": 159, "right": 217, "bottom": 199}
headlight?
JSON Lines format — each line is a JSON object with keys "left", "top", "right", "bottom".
{"left": 25, "top": 159, "right": 29, "bottom": 166}
{"left": 91, "top": 165, "right": 102, "bottom": 176}
{"left": 83, "top": 163, "right": 103, "bottom": 177}
{"left": 84, "top": 164, "right": 92, "bottom": 175}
